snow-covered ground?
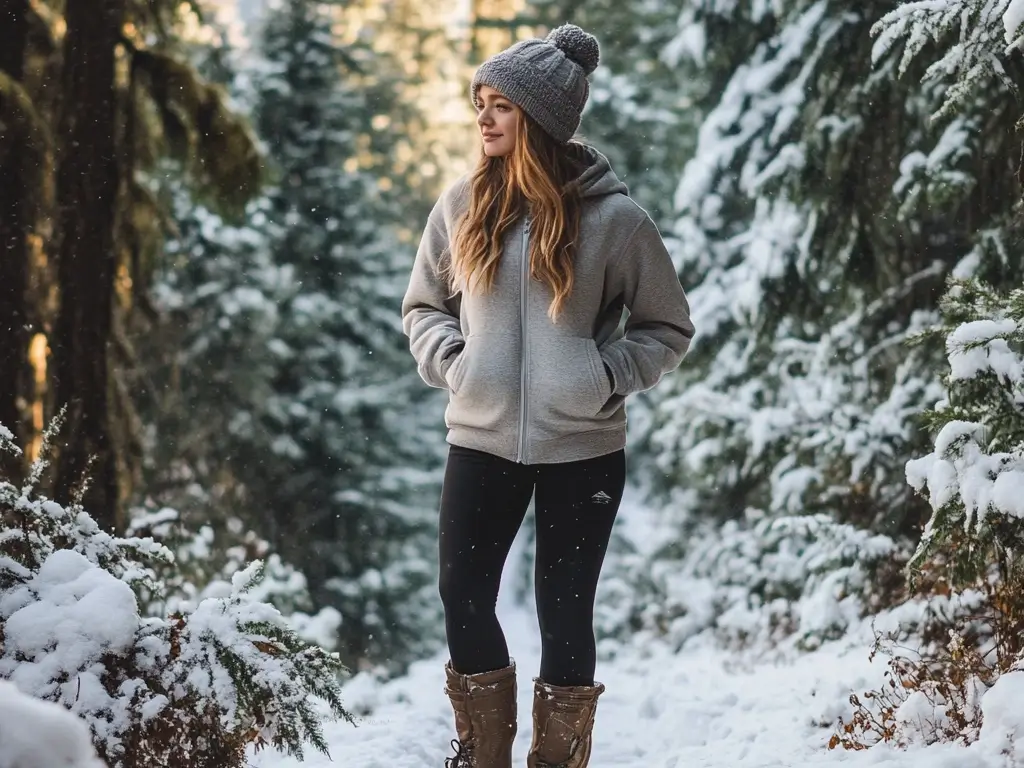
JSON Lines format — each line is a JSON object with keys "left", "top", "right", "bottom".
{"left": 251, "top": 634, "right": 985, "bottom": 768}
{"left": 249, "top": 487, "right": 1021, "bottom": 768}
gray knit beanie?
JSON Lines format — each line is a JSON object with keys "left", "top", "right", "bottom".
{"left": 470, "top": 23, "right": 600, "bottom": 144}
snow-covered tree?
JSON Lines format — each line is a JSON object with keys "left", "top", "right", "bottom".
{"left": 644, "top": 0, "right": 1024, "bottom": 540}
{"left": 140, "top": 0, "right": 445, "bottom": 673}
{"left": 133, "top": 0, "right": 292, "bottom": 599}
{"left": 140, "top": 187, "right": 284, "bottom": 514}
{"left": 833, "top": 277, "right": 1024, "bottom": 752}
{"left": 247, "top": 0, "right": 443, "bottom": 672}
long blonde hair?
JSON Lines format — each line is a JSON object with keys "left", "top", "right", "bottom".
{"left": 445, "top": 113, "right": 584, "bottom": 320}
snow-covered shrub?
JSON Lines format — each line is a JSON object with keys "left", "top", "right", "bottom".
{"left": 831, "top": 628, "right": 994, "bottom": 750}
{"left": 596, "top": 509, "right": 904, "bottom": 655}
{"left": 0, "top": 680, "right": 107, "bottom": 768}
{"left": 829, "top": 571, "right": 1024, "bottom": 752}
{"left": 0, "top": 414, "right": 352, "bottom": 767}
{"left": 832, "top": 279, "right": 1024, "bottom": 752}
{"left": 904, "top": 279, "right": 1024, "bottom": 589}
{"left": 125, "top": 507, "right": 342, "bottom": 650}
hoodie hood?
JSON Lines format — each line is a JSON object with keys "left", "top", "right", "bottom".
{"left": 567, "top": 142, "right": 629, "bottom": 199}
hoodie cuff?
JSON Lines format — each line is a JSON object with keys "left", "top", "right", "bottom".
{"left": 602, "top": 361, "right": 614, "bottom": 390}
{"left": 600, "top": 348, "right": 630, "bottom": 397}
{"left": 438, "top": 339, "right": 464, "bottom": 379}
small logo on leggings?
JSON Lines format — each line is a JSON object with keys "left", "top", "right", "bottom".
{"left": 591, "top": 491, "right": 611, "bottom": 504}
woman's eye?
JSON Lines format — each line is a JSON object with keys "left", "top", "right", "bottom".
{"left": 497, "top": 104, "right": 511, "bottom": 112}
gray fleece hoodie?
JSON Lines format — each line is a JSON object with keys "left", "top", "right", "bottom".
{"left": 401, "top": 144, "right": 694, "bottom": 464}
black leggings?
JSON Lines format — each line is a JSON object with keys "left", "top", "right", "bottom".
{"left": 437, "top": 443, "right": 625, "bottom": 687}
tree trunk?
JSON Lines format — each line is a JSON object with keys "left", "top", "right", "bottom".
{"left": 53, "top": 0, "right": 123, "bottom": 531}
{"left": 0, "top": 0, "right": 29, "bottom": 463}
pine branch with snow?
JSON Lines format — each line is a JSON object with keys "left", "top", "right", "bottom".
{"left": 160, "top": 560, "right": 353, "bottom": 760}
{"left": 125, "top": 506, "right": 342, "bottom": 651}
{"left": 905, "top": 278, "right": 1024, "bottom": 588}
{"left": 0, "top": 408, "right": 173, "bottom": 598}
{"left": 0, "top": 415, "right": 354, "bottom": 767}
{"left": 871, "top": 0, "right": 1024, "bottom": 121}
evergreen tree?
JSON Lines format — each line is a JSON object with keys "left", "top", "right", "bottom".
{"left": 135, "top": 10, "right": 289, "bottom": 585}
{"left": 140, "top": 185, "right": 283, "bottom": 523}
{"left": 141, "top": 0, "right": 444, "bottom": 673}
{"left": 643, "top": 0, "right": 1024, "bottom": 539}
{"left": 881, "top": 0, "right": 1024, "bottom": 583}
{"left": 247, "top": 0, "right": 442, "bottom": 672}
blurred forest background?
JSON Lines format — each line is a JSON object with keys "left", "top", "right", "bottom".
{"left": 3, "top": 0, "right": 1024, "bottom": 762}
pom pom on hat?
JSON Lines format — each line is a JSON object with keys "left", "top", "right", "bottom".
{"left": 546, "top": 23, "right": 600, "bottom": 75}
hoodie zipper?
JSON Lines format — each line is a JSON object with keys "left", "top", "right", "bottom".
{"left": 516, "top": 216, "right": 531, "bottom": 464}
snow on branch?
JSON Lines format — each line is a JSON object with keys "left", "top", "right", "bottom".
{"left": 871, "top": 0, "right": 1023, "bottom": 121}
{"left": 1007, "top": 0, "right": 1024, "bottom": 41}
{"left": 0, "top": 423, "right": 19, "bottom": 457}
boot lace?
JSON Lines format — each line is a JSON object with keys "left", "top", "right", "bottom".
{"left": 444, "top": 739, "right": 472, "bottom": 767}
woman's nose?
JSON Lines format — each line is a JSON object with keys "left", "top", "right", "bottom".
{"left": 477, "top": 110, "right": 491, "bottom": 127}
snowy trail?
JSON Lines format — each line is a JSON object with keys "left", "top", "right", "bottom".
{"left": 251, "top": 616, "right": 984, "bottom": 768}
{"left": 250, "top": 489, "right": 996, "bottom": 768}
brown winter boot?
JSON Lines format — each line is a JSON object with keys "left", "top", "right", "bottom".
{"left": 526, "top": 678, "right": 605, "bottom": 768}
{"left": 443, "top": 659, "right": 517, "bottom": 767}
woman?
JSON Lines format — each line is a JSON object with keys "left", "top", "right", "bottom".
{"left": 401, "top": 23, "right": 694, "bottom": 768}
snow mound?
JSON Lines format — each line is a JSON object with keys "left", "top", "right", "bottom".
{"left": 0, "top": 549, "right": 139, "bottom": 713}
{"left": 0, "top": 680, "right": 106, "bottom": 768}
{"left": 977, "top": 670, "right": 1024, "bottom": 765}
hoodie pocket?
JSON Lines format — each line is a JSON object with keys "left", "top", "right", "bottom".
{"left": 531, "top": 337, "right": 610, "bottom": 437}
{"left": 444, "top": 340, "right": 469, "bottom": 394}
{"left": 445, "top": 333, "right": 519, "bottom": 433}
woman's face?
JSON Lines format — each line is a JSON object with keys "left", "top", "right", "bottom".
{"left": 475, "top": 85, "right": 519, "bottom": 157}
